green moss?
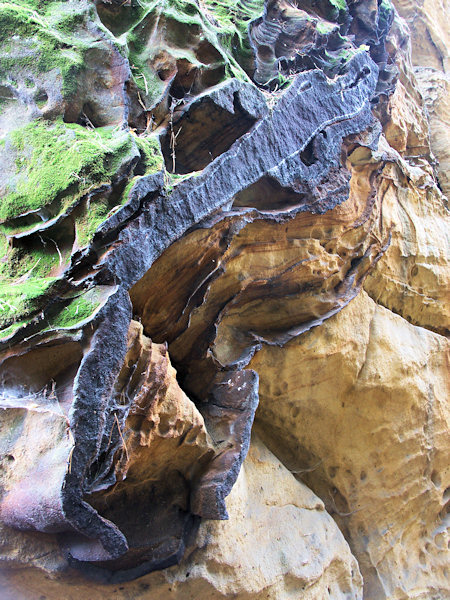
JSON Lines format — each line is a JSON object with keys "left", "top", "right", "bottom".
{"left": 0, "top": 286, "right": 106, "bottom": 336}
{"left": 125, "top": 0, "right": 256, "bottom": 104}
{"left": 328, "top": 0, "right": 347, "bottom": 11}
{"left": 203, "top": 0, "right": 265, "bottom": 69}
{"left": 0, "top": 1, "right": 93, "bottom": 97}
{"left": 0, "top": 276, "right": 57, "bottom": 329}
{"left": 314, "top": 0, "right": 347, "bottom": 22}
{"left": 75, "top": 197, "right": 112, "bottom": 248}
{"left": 0, "top": 241, "right": 60, "bottom": 280}
{"left": 0, "top": 319, "right": 28, "bottom": 340}
{"left": 49, "top": 289, "right": 102, "bottom": 329}
{"left": 379, "top": 0, "right": 392, "bottom": 11}
{"left": 203, "top": 0, "right": 264, "bottom": 30}
{"left": 0, "top": 3, "right": 48, "bottom": 42}
{"left": 74, "top": 133, "right": 162, "bottom": 248}
{"left": 126, "top": 2, "right": 198, "bottom": 99}
{"left": 0, "top": 216, "right": 72, "bottom": 283}
{"left": 378, "top": 0, "right": 393, "bottom": 32}
{"left": 131, "top": 66, "right": 166, "bottom": 99}
{"left": 35, "top": 96, "right": 47, "bottom": 109}
{"left": 322, "top": 43, "right": 363, "bottom": 69}
{"left": 134, "top": 134, "right": 163, "bottom": 173}
{"left": 1, "top": 119, "right": 135, "bottom": 223}
{"left": 164, "top": 170, "right": 201, "bottom": 194}
{"left": 0, "top": 228, "right": 9, "bottom": 264}
{"left": 316, "top": 20, "right": 336, "bottom": 35}
{"left": 0, "top": 119, "right": 139, "bottom": 287}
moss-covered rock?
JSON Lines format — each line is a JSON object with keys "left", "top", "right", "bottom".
{"left": 74, "top": 134, "right": 163, "bottom": 247}
{"left": 1, "top": 119, "right": 136, "bottom": 223}
{"left": 0, "top": 0, "right": 97, "bottom": 98}
{"left": 0, "top": 0, "right": 396, "bottom": 346}
{"left": 0, "top": 276, "right": 57, "bottom": 330}
{"left": 124, "top": 0, "right": 246, "bottom": 107}
{"left": 47, "top": 286, "right": 108, "bottom": 329}
{"left": 202, "top": 0, "right": 266, "bottom": 71}
{"left": 0, "top": 107, "right": 163, "bottom": 339}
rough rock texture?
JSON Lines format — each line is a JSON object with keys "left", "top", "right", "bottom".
{"left": 392, "top": 0, "right": 449, "bottom": 71}
{"left": 0, "top": 0, "right": 449, "bottom": 598}
{"left": 414, "top": 67, "right": 450, "bottom": 197}
{"left": 252, "top": 290, "right": 449, "bottom": 599}
{"left": 390, "top": 0, "right": 449, "bottom": 199}
{"left": 0, "top": 434, "right": 364, "bottom": 599}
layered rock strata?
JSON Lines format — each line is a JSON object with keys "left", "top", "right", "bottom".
{"left": 0, "top": 0, "right": 448, "bottom": 598}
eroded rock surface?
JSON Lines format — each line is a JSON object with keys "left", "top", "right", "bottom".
{"left": 0, "top": 435, "right": 364, "bottom": 600}
{"left": 0, "top": 0, "right": 448, "bottom": 598}
{"left": 392, "top": 0, "right": 449, "bottom": 71}
{"left": 251, "top": 290, "right": 449, "bottom": 599}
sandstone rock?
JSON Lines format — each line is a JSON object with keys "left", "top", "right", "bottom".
{"left": 75, "top": 319, "right": 216, "bottom": 577}
{"left": 363, "top": 137, "right": 449, "bottom": 335}
{"left": 391, "top": 0, "right": 450, "bottom": 72}
{"left": 248, "top": 0, "right": 395, "bottom": 93}
{"left": 251, "top": 291, "right": 450, "bottom": 600}
{"left": 0, "top": 317, "right": 255, "bottom": 580}
{"left": 415, "top": 67, "right": 450, "bottom": 197}
{"left": 0, "top": 435, "right": 363, "bottom": 600}
{"left": 382, "top": 79, "right": 430, "bottom": 156}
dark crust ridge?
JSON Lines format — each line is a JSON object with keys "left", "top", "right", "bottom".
{"left": 97, "top": 52, "right": 379, "bottom": 290}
